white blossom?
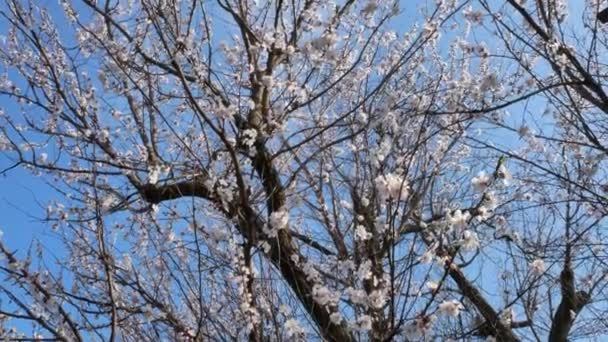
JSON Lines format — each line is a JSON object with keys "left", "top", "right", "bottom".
{"left": 448, "top": 209, "right": 470, "bottom": 228}
{"left": 345, "top": 287, "right": 368, "bottom": 306}
{"left": 375, "top": 173, "right": 409, "bottom": 200}
{"left": 265, "top": 209, "right": 289, "bottom": 238}
{"left": 530, "top": 259, "right": 545, "bottom": 275}
{"left": 147, "top": 165, "right": 161, "bottom": 185}
{"left": 368, "top": 290, "right": 386, "bottom": 309}
{"left": 38, "top": 153, "right": 48, "bottom": 164}
{"left": 496, "top": 164, "right": 512, "bottom": 185}
{"left": 330, "top": 311, "right": 343, "bottom": 325}
{"left": 242, "top": 129, "right": 258, "bottom": 148}
{"left": 355, "top": 225, "right": 371, "bottom": 240}
{"left": 426, "top": 281, "right": 439, "bottom": 292}
{"left": 438, "top": 300, "right": 463, "bottom": 317}
{"left": 463, "top": 6, "right": 484, "bottom": 24}
{"left": 460, "top": 230, "right": 480, "bottom": 251}
{"left": 357, "top": 260, "right": 373, "bottom": 280}
{"left": 471, "top": 171, "right": 491, "bottom": 192}
{"left": 361, "top": 1, "right": 379, "bottom": 17}
{"left": 356, "top": 315, "right": 372, "bottom": 331}
{"left": 312, "top": 285, "right": 338, "bottom": 306}
{"left": 403, "top": 316, "right": 436, "bottom": 339}
{"left": 285, "top": 319, "right": 305, "bottom": 337}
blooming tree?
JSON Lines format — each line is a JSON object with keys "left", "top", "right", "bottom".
{"left": 0, "top": 0, "right": 607, "bottom": 341}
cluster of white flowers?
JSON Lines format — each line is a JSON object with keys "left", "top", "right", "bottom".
{"left": 553, "top": 0, "right": 568, "bottom": 22}
{"left": 99, "top": 194, "right": 117, "bottom": 213}
{"left": 260, "top": 75, "right": 274, "bottom": 88}
{"left": 330, "top": 311, "right": 343, "bottom": 325}
{"left": 269, "top": 209, "right": 289, "bottom": 230}
{"left": 463, "top": 6, "right": 484, "bottom": 25}
{"left": 529, "top": 258, "right": 545, "bottom": 275}
{"left": 357, "top": 260, "right": 373, "bottom": 280}
{"left": 241, "top": 129, "right": 258, "bottom": 154}
{"left": 426, "top": 281, "right": 439, "bottom": 292}
{"left": 361, "top": 1, "right": 379, "bottom": 17}
{"left": 0, "top": 131, "right": 10, "bottom": 151}
{"left": 147, "top": 165, "right": 160, "bottom": 185}
{"left": 483, "top": 192, "right": 498, "bottom": 209}
{"left": 214, "top": 104, "right": 234, "bottom": 120}
{"left": 447, "top": 209, "right": 470, "bottom": 229}
{"left": 354, "top": 315, "right": 373, "bottom": 331}
{"left": 312, "top": 284, "right": 339, "bottom": 306}
{"left": 403, "top": 316, "right": 436, "bottom": 340}
{"left": 355, "top": 224, "right": 372, "bottom": 240}
{"left": 375, "top": 173, "right": 409, "bottom": 201}
{"left": 264, "top": 208, "right": 289, "bottom": 238}
{"left": 37, "top": 152, "right": 48, "bottom": 164}
{"left": 285, "top": 319, "right": 305, "bottom": 337}
{"left": 308, "top": 31, "right": 339, "bottom": 52}
{"left": 368, "top": 289, "right": 387, "bottom": 309}
{"left": 345, "top": 287, "right": 368, "bottom": 306}
{"left": 438, "top": 300, "right": 463, "bottom": 317}
{"left": 302, "top": 260, "right": 321, "bottom": 282}
{"left": 460, "top": 230, "right": 480, "bottom": 251}
{"left": 471, "top": 171, "right": 491, "bottom": 192}
{"left": 422, "top": 21, "right": 439, "bottom": 41}
{"left": 373, "top": 136, "right": 393, "bottom": 164}
{"left": 215, "top": 178, "right": 235, "bottom": 206}
{"left": 496, "top": 164, "right": 512, "bottom": 185}
{"left": 500, "top": 307, "right": 515, "bottom": 326}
